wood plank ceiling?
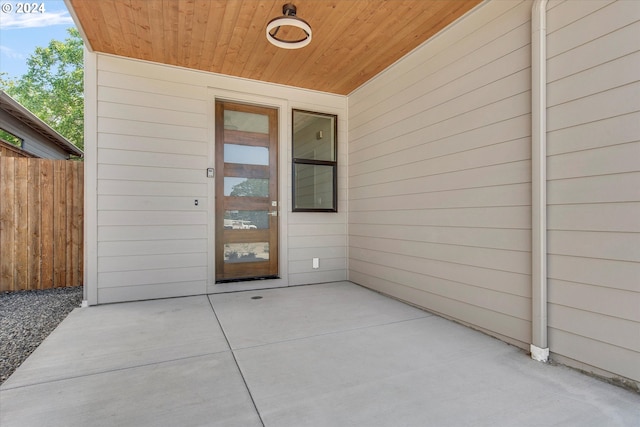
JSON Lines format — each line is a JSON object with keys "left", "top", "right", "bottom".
{"left": 68, "top": 0, "right": 482, "bottom": 95}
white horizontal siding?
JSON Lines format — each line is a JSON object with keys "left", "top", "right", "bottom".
{"left": 547, "top": 172, "right": 640, "bottom": 204}
{"left": 98, "top": 195, "right": 208, "bottom": 212}
{"left": 350, "top": 236, "right": 530, "bottom": 275}
{"left": 546, "top": 0, "right": 640, "bottom": 383}
{"left": 350, "top": 183, "right": 531, "bottom": 212}
{"left": 98, "top": 239, "right": 208, "bottom": 257}
{"left": 97, "top": 101, "right": 207, "bottom": 129}
{"left": 350, "top": 247, "right": 531, "bottom": 298}
{"left": 349, "top": 0, "right": 531, "bottom": 125}
{"left": 98, "top": 180, "right": 207, "bottom": 197}
{"left": 97, "top": 225, "right": 207, "bottom": 241}
{"left": 97, "top": 282, "right": 205, "bottom": 304}
{"left": 95, "top": 62, "right": 211, "bottom": 302}
{"left": 98, "top": 134, "right": 207, "bottom": 157}
{"left": 349, "top": 270, "right": 531, "bottom": 345}
{"left": 287, "top": 220, "right": 348, "bottom": 282}
{"left": 97, "top": 85, "right": 208, "bottom": 113}
{"left": 99, "top": 252, "right": 208, "bottom": 273}
{"left": 548, "top": 255, "right": 639, "bottom": 293}
{"left": 350, "top": 224, "right": 530, "bottom": 251}
{"left": 97, "top": 117, "right": 207, "bottom": 142}
{"left": 90, "top": 53, "right": 347, "bottom": 303}
{"left": 349, "top": 0, "right": 532, "bottom": 348}
{"left": 98, "top": 267, "right": 207, "bottom": 288}
{"left": 350, "top": 136, "right": 530, "bottom": 189}
{"left": 349, "top": 206, "right": 531, "bottom": 229}
{"left": 347, "top": 0, "right": 639, "bottom": 385}
{"left": 350, "top": 161, "right": 531, "bottom": 201}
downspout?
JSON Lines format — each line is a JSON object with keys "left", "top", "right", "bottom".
{"left": 531, "top": 0, "right": 549, "bottom": 362}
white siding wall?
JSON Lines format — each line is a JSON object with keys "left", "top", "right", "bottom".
{"left": 88, "top": 54, "right": 346, "bottom": 304}
{"left": 348, "top": 0, "right": 639, "bottom": 384}
{"left": 546, "top": 0, "right": 640, "bottom": 383}
{"left": 348, "top": 0, "right": 534, "bottom": 348}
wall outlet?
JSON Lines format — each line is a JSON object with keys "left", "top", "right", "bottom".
{"left": 312, "top": 258, "right": 319, "bottom": 269}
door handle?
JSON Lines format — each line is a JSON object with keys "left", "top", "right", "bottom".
{"left": 268, "top": 211, "right": 278, "bottom": 217}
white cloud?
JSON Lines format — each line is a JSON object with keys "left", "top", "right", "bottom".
{"left": 0, "top": 10, "right": 73, "bottom": 29}
{"left": 0, "top": 45, "right": 25, "bottom": 59}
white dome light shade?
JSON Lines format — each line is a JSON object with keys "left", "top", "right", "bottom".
{"left": 266, "top": 4, "right": 312, "bottom": 49}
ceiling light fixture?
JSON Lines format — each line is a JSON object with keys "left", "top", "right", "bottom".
{"left": 266, "top": 3, "right": 312, "bottom": 49}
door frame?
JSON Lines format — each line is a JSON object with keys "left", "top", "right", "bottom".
{"left": 207, "top": 90, "right": 289, "bottom": 294}
{"left": 214, "top": 101, "right": 278, "bottom": 282}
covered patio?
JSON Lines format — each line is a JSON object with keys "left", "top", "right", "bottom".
{"left": 1, "top": 282, "right": 637, "bottom": 426}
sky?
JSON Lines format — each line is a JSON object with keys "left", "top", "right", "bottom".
{"left": 0, "top": 0, "right": 76, "bottom": 80}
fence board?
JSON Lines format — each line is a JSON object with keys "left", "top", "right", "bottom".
{"left": 1, "top": 157, "right": 15, "bottom": 292}
{"left": 77, "top": 165, "right": 84, "bottom": 283}
{"left": 72, "top": 164, "right": 82, "bottom": 287}
{"left": 66, "top": 161, "right": 73, "bottom": 287}
{"left": 0, "top": 157, "right": 83, "bottom": 291}
{"left": 53, "top": 161, "right": 66, "bottom": 287}
{"left": 27, "top": 159, "right": 41, "bottom": 289}
{"left": 41, "top": 159, "right": 54, "bottom": 288}
{"left": 15, "top": 159, "right": 28, "bottom": 290}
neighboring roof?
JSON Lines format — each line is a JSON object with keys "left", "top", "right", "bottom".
{"left": 0, "top": 90, "right": 83, "bottom": 157}
{"left": 0, "top": 139, "right": 37, "bottom": 158}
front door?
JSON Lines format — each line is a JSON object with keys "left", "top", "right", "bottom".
{"left": 215, "top": 101, "right": 279, "bottom": 282}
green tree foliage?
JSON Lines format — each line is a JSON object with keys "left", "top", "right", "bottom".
{"left": 0, "top": 128, "right": 22, "bottom": 147}
{"left": 1, "top": 28, "right": 84, "bottom": 151}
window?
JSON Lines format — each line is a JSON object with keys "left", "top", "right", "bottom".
{"left": 0, "top": 128, "right": 23, "bottom": 148}
{"left": 292, "top": 109, "right": 337, "bottom": 212}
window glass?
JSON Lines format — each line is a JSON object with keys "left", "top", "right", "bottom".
{"left": 293, "top": 111, "right": 335, "bottom": 161}
{"left": 294, "top": 164, "right": 335, "bottom": 210}
{"left": 292, "top": 109, "right": 338, "bottom": 212}
{"left": 0, "top": 128, "right": 23, "bottom": 148}
{"left": 224, "top": 178, "right": 269, "bottom": 197}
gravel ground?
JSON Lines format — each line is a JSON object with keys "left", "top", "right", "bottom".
{"left": 0, "top": 286, "right": 83, "bottom": 385}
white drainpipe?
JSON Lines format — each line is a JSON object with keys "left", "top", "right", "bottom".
{"left": 531, "top": 0, "right": 549, "bottom": 363}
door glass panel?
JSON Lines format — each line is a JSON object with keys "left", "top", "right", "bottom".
{"left": 224, "top": 243, "right": 269, "bottom": 263}
{"left": 224, "top": 210, "right": 269, "bottom": 229}
{"left": 224, "top": 110, "right": 269, "bottom": 133}
{"left": 224, "top": 178, "right": 269, "bottom": 197}
{"left": 224, "top": 144, "right": 269, "bottom": 165}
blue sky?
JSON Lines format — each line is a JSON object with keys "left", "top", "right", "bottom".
{"left": 0, "top": 0, "right": 76, "bottom": 80}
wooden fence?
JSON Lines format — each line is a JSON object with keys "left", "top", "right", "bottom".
{"left": 0, "top": 157, "right": 83, "bottom": 292}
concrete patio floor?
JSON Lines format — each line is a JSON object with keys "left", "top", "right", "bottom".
{"left": 1, "top": 281, "right": 638, "bottom": 426}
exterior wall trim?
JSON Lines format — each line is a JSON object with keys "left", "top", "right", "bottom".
{"left": 83, "top": 48, "right": 98, "bottom": 306}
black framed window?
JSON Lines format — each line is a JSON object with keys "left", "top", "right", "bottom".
{"left": 292, "top": 109, "right": 337, "bottom": 212}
